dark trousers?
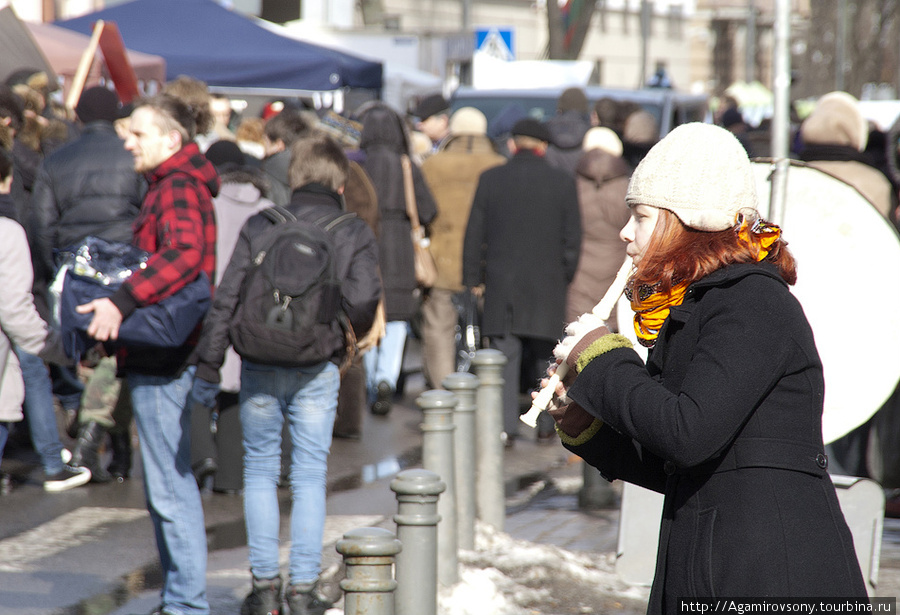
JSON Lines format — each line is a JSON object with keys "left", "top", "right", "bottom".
{"left": 489, "top": 334, "right": 556, "bottom": 437}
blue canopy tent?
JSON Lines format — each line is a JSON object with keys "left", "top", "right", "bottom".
{"left": 56, "top": 0, "right": 382, "bottom": 92}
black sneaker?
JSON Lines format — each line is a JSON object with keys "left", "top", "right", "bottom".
{"left": 285, "top": 582, "right": 332, "bottom": 615}
{"left": 241, "top": 575, "right": 283, "bottom": 615}
{"left": 44, "top": 466, "right": 91, "bottom": 492}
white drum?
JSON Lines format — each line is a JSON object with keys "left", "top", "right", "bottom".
{"left": 616, "top": 160, "right": 900, "bottom": 444}
{"left": 752, "top": 160, "right": 900, "bottom": 443}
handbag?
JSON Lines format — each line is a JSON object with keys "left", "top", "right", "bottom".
{"left": 401, "top": 155, "right": 438, "bottom": 288}
{"left": 57, "top": 236, "right": 212, "bottom": 359}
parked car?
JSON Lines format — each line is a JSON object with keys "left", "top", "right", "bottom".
{"left": 449, "top": 85, "right": 709, "bottom": 140}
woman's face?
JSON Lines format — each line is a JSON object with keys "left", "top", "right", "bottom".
{"left": 620, "top": 204, "right": 659, "bottom": 264}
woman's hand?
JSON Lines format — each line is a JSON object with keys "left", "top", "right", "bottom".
{"left": 534, "top": 364, "right": 597, "bottom": 439}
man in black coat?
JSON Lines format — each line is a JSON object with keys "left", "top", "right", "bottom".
{"left": 463, "top": 118, "right": 581, "bottom": 442}
{"left": 30, "top": 86, "right": 145, "bottom": 482}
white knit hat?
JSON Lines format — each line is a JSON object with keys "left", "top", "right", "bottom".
{"left": 625, "top": 122, "right": 758, "bottom": 231}
{"left": 582, "top": 127, "right": 623, "bottom": 157}
{"left": 449, "top": 107, "right": 488, "bottom": 136}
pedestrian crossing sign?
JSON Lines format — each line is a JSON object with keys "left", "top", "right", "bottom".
{"left": 474, "top": 27, "right": 514, "bottom": 61}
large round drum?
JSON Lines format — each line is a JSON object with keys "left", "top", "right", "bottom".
{"left": 751, "top": 159, "right": 900, "bottom": 443}
{"left": 615, "top": 160, "right": 900, "bottom": 444}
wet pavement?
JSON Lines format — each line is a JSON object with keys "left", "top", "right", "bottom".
{"left": 1, "top": 359, "right": 900, "bottom": 614}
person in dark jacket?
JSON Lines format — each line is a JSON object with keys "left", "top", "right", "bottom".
{"left": 356, "top": 102, "right": 437, "bottom": 415}
{"left": 260, "top": 108, "right": 315, "bottom": 206}
{"left": 547, "top": 123, "right": 867, "bottom": 612}
{"left": 194, "top": 133, "right": 380, "bottom": 615}
{"left": 30, "top": 86, "right": 146, "bottom": 483}
{"left": 463, "top": 117, "right": 581, "bottom": 442}
{"left": 545, "top": 86, "right": 592, "bottom": 177}
{"left": 76, "top": 94, "right": 219, "bottom": 615}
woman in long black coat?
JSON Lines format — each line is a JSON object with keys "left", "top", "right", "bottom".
{"left": 547, "top": 123, "right": 867, "bottom": 613}
{"left": 355, "top": 103, "right": 436, "bottom": 413}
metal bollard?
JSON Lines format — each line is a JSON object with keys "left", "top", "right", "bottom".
{"left": 443, "top": 371, "right": 479, "bottom": 551}
{"left": 391, "top": 469, "right": 446, "bottom": 615}
{"left": 417, "top": 389, "right": 459, "bottom": 587}
{"left": 471, "top": 348, "right": 506, "bottom": 531}
{"left": 336, "top": 527, "right": 402, "bottom": 615}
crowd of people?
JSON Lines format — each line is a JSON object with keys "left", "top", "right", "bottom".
{"left": 0, "top": 70, "right": 895, "bottom": 614}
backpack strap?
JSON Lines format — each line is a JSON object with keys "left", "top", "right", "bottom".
{"left": 261, "top": 205, "right": 296, "bottom": 225}
{"left": 319, "top": 212, "right": 357, "bottom": 232}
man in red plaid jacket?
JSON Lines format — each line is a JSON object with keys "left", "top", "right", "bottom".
{"left": 77, "top": 94, "right": 219, "bottom": 615}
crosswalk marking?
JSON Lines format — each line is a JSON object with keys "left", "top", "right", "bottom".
{"left": 0, "top": 507, "right": 147, "bottom": 572}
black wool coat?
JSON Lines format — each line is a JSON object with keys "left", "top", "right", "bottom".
{"left": 462, "top": 149, "right": 581, "bottom": 341}
{"left": 565, "top": 263, "right": 866, "bottom": 612}
{"left": 359, "top": 103, "right": 437, "bottom": 321}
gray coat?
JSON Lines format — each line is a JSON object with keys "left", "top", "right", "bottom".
{"left": 0, "top": 217, "right": 49, "bottom": 421}
{"left": 566, "top": 264, "right": 867, "bottom": 611}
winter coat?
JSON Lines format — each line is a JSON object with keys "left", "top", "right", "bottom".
{"left": 112, "top": 142, "right": 219, "bottom": 376}
{"left": 421, "top": 134, "right": 506, "bottom": 291}
{"left": 462, "top": 149, "right": 581, "bottom": 340}
{"left": 566, "top": 149, "right": 631, "bottom": 322}
{"left": 0, "top": 213, "right": 50, "bottom": 421}
{"left": 195, "top": 184, "right": 381, "bottom": 383}
{"left": 565, "top": 263, "right": 867, "bottom": 612}
{"left": 30, "top": 121, "right": 145, "bottom": 286}
{"left": 545, "top": 110, "right": 591, "bottom": 177}
{"left": 210, "top": 169, "right": 274, "bottom": 392}
{"left": 358, "top": 103, "right": 437, "bottom": 321}
{"left": 260, "top": 148, "right": 291, "bottom": 206}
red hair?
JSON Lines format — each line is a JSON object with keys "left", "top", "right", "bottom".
{"left": 631, "top": 209, "right": 797, "bottom": 297}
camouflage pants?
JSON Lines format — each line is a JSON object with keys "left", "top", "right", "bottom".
{"left": 78, "top": 356, "right": 132, "bottom": 430}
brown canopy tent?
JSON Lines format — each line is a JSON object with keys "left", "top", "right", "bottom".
{"left": 0, "top": 6, "right": 165, "bottom": 100}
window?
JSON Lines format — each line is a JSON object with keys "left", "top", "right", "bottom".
{"left": 668, "top": 4, "right": 683, "bottom": 40}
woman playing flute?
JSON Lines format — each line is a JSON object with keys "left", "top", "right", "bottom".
{"left": 545, "top": 123, "right": 866, "bottom": 611}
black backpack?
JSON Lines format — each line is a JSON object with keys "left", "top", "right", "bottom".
{"left": 229, "top": 205, "right": 356, "bottom": 367}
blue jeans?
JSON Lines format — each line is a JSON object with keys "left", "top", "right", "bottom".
{"left": 240, "top": 360, "right": 338, "bottom": 585}
{"left": 0, "top": 422, "right": 9, "bottom": 468}
{"left": 14, "top": 347, "right": 64, "bottom": 475}
{"left": 364, "top": 320, "right": 409, "bottom": 399}
{"left": 128, "top": 367, "right": 208, "bottom": 615}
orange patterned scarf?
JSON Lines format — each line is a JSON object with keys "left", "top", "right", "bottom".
{"left": 629, "top": 215, "right": 782, "bottom": 347}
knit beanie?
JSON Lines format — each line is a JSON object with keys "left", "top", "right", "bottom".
{"left": 582, "top": 127, "right": 623, "bottom": 157}
{"left": 449, "top": 107, "right": 488, "bottom": 136}
{"left": 800, "top": 91, "right": 868, "bottom": 152}
{"left": 205, "top": 139, "right": 246, "bottom": 168}
{"left": 557, "top": 87, "right": 588, "bottom": 114}
{"left": 76, "top": 86, "right": 121, "bottom": 124}
{"left": 625, "top": 123, "right": 758, "bottom": 231}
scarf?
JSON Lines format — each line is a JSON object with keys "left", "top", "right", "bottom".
{"left": 629, "top": 215, "right": 782, "bottom": 347}
{"left": 627, "top": 280, "right": 690, "bottom": 348}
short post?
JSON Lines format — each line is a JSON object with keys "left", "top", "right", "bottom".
{"left": 443, "top": 371, "right": 479, "bottom": 551}
{"left": 391, "top": 469, "right": 446, "bottom": 615}
{"left": 336, "top": 527, "right": 402, "bottom": 615}
{"left": 418, "top": 389, "right": 459, "bottom": 587}
{"left": 471, "top": 348, "right": 506, "bottom": 531}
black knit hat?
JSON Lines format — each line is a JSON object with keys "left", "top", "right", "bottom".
{"left": 75, "top": 86, "right": 121, "bottom": 124}
{"left": 511, "top": 117, "right": 551, "bottom": 143}
{"left": 205, "top": 139, "right": 246, "bottom": 169}
{"left": 414, "top": 93, "right": 449, "bottom": 121}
